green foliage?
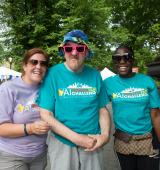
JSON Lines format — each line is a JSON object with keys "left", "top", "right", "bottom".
{"left": 106, "top": 0, "right": 160, "bottom": 78}
{"left": 0, "top": 44, "right": 4, "bottom": 64}
{"left": 0, "top": 0, "right": 113, "bottom": 69}
{"left": 0, "top": 0, "right": 159, "bottom": 77}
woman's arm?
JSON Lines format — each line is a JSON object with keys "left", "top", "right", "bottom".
{"left": 0, "top": 123, "right": 25, "bottom": 137}
{"left": 0, "top": 120, "right": 50, "bottom": 138}
{"left": 151, "top": 108, "right": 160, "bottom": 142}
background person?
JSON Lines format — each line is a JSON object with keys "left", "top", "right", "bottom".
{"left": 0, "top": 48, "right": 50, "bottom": 170}
{"left": 37, "top": 30, "right": 111, "bottom": 170}
{"left": 103, "top": 46, "right": 160, "bottom": 170}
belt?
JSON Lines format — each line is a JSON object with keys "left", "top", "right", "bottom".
{"left": 114, "top": 129, "right": 152, "bottom": 143}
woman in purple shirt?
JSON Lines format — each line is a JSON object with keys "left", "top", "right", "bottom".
{"left": 0, "top": 48, "right": 50, "bottom": 170}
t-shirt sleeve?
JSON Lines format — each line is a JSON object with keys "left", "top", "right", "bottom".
{"left": 98, "top": 74, "right": 110, "bottom": 108}
{"left": 0, "top": 83, "right": 14, "bottom": 124}
{"left": 148, "top": 77, "right": 160, "bottom": 108}
{"left": 36, "top": 70, "right": 55, "bottom": 112}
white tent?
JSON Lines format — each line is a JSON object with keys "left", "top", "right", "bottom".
{"left": 0, "top": 66, "right": 21, "bottom": 81}
{"left": 100, "top": 67, "right": 116, "bottom": 80}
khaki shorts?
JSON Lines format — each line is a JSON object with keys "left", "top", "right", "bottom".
{"left": 47, "top": 133, "right": 104, "bottom": 170}
{"left": 0, "top": 150, "right": 47, "bottom": 170}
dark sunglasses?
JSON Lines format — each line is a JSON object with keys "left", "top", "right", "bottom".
{"left": 63, "top": 45, "right": 86, "bottom": 53}
{"left": 112, "top": 53, "right": 133, "bottom": 63}
{"left": 28, "top": 59, "right": 48, "bottom": 67}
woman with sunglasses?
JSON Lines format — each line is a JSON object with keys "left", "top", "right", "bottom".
{"left": 0, "top": 48, "right": 50, "bottom": 170}
{"left": 104, "top": 46, "right": 160, "bottom": 170}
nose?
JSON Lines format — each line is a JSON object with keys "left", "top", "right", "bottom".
{"left": 71, "top": 49, "right": 78, "bottom": 56}
{"left": 119, "top": 57, "right": 126, "bottom": 64}
{"left": 35, "top": 62, "right": 41, "bottom": 68}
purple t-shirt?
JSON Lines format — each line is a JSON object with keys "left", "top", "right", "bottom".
{"left": 0, "top": 77, "right": 47, "bottom": 157}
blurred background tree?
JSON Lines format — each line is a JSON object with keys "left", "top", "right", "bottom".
{"left": 0, "top": 44, "right": 4, "bottom": 64}
{"left": 0, "top": 0, "right": 159, "bottom": 78}
{"left": 105, "top": 0, "right": 160, "bottom": 73}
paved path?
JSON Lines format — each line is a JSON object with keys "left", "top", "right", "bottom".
{"left": 46, "top": 104, "right": 121, "bottom": 170}
{"left": 103, "top": 120, "right": 120, "bottom": 169}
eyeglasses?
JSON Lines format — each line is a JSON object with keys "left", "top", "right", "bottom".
{"left": 63, "top": 45, "right": 86, "bottom": 53}
{"left": 28, "top": 59, "right": 48, "bottom": 67}
{"left": 112, "top": 53, "right": 133, "bottom": 63}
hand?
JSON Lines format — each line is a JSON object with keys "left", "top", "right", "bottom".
{"left": 85, "top": 134, "right": 109, "bottom": 151}
{"left": 28, "top": 120, "right": 50, "bottom": 135}
{"left": 74, "top": 134, "right": 97, "bottom": 149}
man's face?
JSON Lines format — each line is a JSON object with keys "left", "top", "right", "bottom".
{"left": 63, "top": 41, "right": 88, "bottom": 72}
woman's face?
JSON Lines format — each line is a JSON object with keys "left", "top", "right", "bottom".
{"left": 23, "top": 53, "right": 48, "bottom": 85}
{"left": 112, "top": 48, "right": 134, "bottom": 78}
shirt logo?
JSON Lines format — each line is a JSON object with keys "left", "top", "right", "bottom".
{"left": 112, "top": 88, "right": 148, "bottom": 99}
{"left": 17, "top": 100, "right": 39, "bottom": 113}
{"left": 58, "top": 82, "right": 97, "bottom": 97}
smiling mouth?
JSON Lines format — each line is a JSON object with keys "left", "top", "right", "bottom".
{"left": 119, "top": 66, "right": 128, "bottom": 71}
{"left": 70, "top": 58, "right": 79, "bottom": 62}
{"left": 32, "top": 70, "right": 42, "bottom": 76}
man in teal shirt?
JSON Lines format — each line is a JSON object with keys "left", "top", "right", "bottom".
{"left": 37, "top": 30, "right": 110, "bottom": 170}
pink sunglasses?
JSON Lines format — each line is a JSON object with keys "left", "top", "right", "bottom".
{"left": 63, "top": 45, "right": 87, "bottom": 53}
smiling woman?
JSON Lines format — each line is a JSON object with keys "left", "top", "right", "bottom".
{"left": 103, "top": 45, "right": 160, "bottom": 170}
{"left": 112, "top": 46, "right": 134, "bottom": 78}
{"left": 0, "top": 48, "right": 50, "bottom": 170}
{"left": 22, "top": 48, "right": 49, "bottom": 85}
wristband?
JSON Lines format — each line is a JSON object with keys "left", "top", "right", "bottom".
{"left": 24, "top": 124, "right": 29, "bottom": 136}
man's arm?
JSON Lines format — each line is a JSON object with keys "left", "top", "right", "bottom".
{"left": 99, "top": 106, "right": 111, "bottom": 141}
{"left": 85, "top": 106, "right": 111, "bottom": 151}
{"left": 40, "top": 108, "right": 97, "bottom": 149}
{"left": 151, "top": 108, "right": 160, "bottom": 142}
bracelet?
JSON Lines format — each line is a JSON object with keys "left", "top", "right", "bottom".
{"left": 24, "top": 124, "right": 29, "bottom": 136}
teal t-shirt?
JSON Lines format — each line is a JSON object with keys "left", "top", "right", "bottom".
{"left": 37, "top": 63, "right": 109, "bottom": 146}
{"left": 104, "top": 73, "right": 160, "bottom": 135}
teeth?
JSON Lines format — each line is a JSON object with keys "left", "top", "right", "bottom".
{"left": 120, "top": 66, "right": 127, "bottom": 69}
{"left": 32, "top": 71, "right": 41, "bottom": 75}
{"left": 119, "top": 66, "right": 128, "bottom": 72}
{"left": 33, "top": 69, "right": 41, "bottom": 73}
